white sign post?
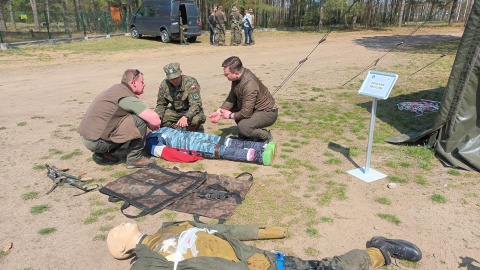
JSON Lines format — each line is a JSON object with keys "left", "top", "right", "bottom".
{"left": 347, "top": 70, "right": 398, "bottom": 182}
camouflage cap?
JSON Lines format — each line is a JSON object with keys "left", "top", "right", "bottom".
{"left": 248, "top": 8, "right": 253, "bottom": 12}
{"left": 163, "top": 62, "right": 181, "bottom": 79}
{"left": 232, "top": 6, "right": 237, "bottom": 11}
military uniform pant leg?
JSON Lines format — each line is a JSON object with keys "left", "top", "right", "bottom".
{"left": 236, "top": 110, "right": 277, "bottom": 141}
{"left": 126, "top": 114, "right": 147, "bottom": 163}
{"left": 81, "top": 137, "right": 121, "bottom": 154}
{"left": 284, "top": 249, "right": 373, "bottom": 270}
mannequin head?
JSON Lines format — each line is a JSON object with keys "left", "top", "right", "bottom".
{"left": 107, "top": 223, "right": 143, "bottom": 259}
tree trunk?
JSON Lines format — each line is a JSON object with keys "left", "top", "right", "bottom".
{"left": 8, "top": 0, "right": 15, "bottom": 30}
{"left": 0, "top": 0, "right": 7, "bottom": 32}
{"left": 61, "top": 0, "right": 70, "bottom": 31}
{"left": 45, "top": 0, "right": 50, "bottom": 24}
{"left": 318, "top": 0, "right": 323, "bottom": 29}
{"left": 398, "top": 0, "right": 406, "bottom": 27}
{"left": 449, "top": 0, "right": 459, "bottom": 25}
{"left": 29, "top": 0, "right": 41, "bottom": 30}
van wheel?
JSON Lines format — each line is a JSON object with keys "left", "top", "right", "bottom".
{"left": 160, "top": 30, "right": 170, "bottom": 43}
{"left": 187, "top": 36, "right": 197, "bottom": 43}
{"left": 131, "top": 27, "right": 141, "bottom": 39}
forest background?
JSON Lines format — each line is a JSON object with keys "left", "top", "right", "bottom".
{"left": 0, "top": 0, "right": 476, "bottom": 42}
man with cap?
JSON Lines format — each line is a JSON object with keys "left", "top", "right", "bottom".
{"left": 229, "top": 6, "right": 243, "bottom": 46}
{"left": 248, "top": 8, "right": 255, "bottom": 45}
{"left": 155, "top": 63, "right": 206, "bottom": 132}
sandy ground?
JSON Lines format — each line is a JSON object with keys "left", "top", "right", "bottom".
{"left": 0, "top": 27, "right": 478, "bottom": 270}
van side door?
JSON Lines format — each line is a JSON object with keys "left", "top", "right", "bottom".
{"left": 142, "top": 2, "right": 159, "bottom": 35}
{"left": 170, "top": 1, "right": 180, "bottom": 34}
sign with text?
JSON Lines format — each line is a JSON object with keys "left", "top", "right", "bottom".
{"left": 358, "top": 70, "right": 398, "bottom": 99}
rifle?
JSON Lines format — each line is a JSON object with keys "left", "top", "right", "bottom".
{"left": 45, "top": 164, "right": 101, "bottom": 196}
{"left": 207, "top": 15, "right": 216, "bottom": 33}
{"left": 215, "top": 12, "right": 225, "bottom": 34}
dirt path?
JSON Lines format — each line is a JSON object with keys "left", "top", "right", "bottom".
{"left": 0, "top": 27, "right": 476, "bottom": 270}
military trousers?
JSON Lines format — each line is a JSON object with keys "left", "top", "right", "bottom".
{"left": 284, "top": 249, "right": 374, "bottom": 270}
{"left": 235, "top": 109, "right": 278, "bottom": 141}
{"left": 216, "top": 25, "right": 226, "bottom": 45}
{"left": 160, "top": 108, "right": 206, "bottom": 130}
{"left": 81, "top": 114, "right": 147, "bottom": 163}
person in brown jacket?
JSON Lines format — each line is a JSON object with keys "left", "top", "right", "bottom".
{"left": 209, "top": 56, "right": 277, "bottom": 142}
{"left": 78, "top": 69, "right": 160, "bottom": 169}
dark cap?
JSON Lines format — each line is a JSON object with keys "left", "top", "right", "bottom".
{"left": 163, "top": 63, "right": 181, "bottom": 79}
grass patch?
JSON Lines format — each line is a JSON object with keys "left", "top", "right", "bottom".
{"left": 0, "top": 126, "right": 6, "bottom": 130}
{"left": 317, "top": 181, "right": 347, "bottom": 205}
{"left": 377, "top": 213, "right": 401, "bottom": 225}
{"left": 304, "top": 247, "right": 320, "bottom": 257}
{"left": 375, "top": 197, "right": 392, "bottom": 205}
{"left": 239, "top": 164, "right": 258, "bottom": 173}
{"left": 431, "top": 193, "right": 447, "bottom": 203}
{"left": 447, "top": 169, "right": 461, "bottom": 176}
{"left": 30, "top": 204, "right": 49, "bottom": 214}
{"left": 48, "top": 148, "right": 63, "bottom": 155}
{"left": 111, "top": 171, "right": 128, "bottom": 178}
{"left": 388, "top": 175, "right": 409, "bottom": 183}
{"left": 60, "top": 149, "right": 82, "bottom": 160}
{"left": 38, "top": 227, "right": 57, "bottom": 235}
{"left": 22, "top": 191, "right": 39, "bottom": 200}
{"left": 319, "top": 216, "right": 334, "bottom": 223}
{"left": 17, "top": 122, "right": 27, "bottom": 126}
{"left": 33, "top": 164, "right": 46, "bottom": 170}
{"left": 93, "top": 234, "right": 107, "bottom": 241}
{"left": 306, "top": 227, "right": 319, "bottom": 237}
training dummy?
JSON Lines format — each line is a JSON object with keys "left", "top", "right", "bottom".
{"left": 107, "top": 221, "right": 422, "bottom": 270}
{"left": 146, "top": 127, "right": 276, "bottom": 165}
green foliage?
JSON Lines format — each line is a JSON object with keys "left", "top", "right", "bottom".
{"left": 22, "top": 191, "right": 39, "bottom": 200}
{"left": 376, "top": 197, "right": 392, "bottom": 205}
{"left": 377, "top": 213, "right": 401, "bottom": 225}
{"left": 30, "top": 204, "right": 49, "bottom": 214}
{"left": 38, "top": 227, "right": 57, "bottom": 235}
{"left": 431, "top": 193, "right": 447, "bottom": 203}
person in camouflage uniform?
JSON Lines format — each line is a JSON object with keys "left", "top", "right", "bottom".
{"left": 229, "top": 7, "right": 243, "bottom": 46}
{"left": 155, "top": 63, "right": 205, "bottom": 131}
{"left": 108, "top": 221, "right": 422, "bottom": 270}
{"left": 179, "top": 10, "right": 189, "bottom": 45}
{"left": 215, "top": 6, "right": 227, "bottom": 46}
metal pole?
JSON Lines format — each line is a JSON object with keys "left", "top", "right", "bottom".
{"left": 365, "top": 97, "right": 378, "bottom": 174}
{"left": 80, "top": 11, "right": 87, "bottom": 37}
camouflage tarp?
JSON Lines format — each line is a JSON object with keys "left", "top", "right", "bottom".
{"left": 100, "top": 165, "right": 253, "bottom": 221}
{"left": 166, "top": 172, "right": 253, "bottom": 222}
{"left": 99, "top": 165, "right": 207, "bottom": 218}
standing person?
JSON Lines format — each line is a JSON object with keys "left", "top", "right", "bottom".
{"left": 242, "top": 9, "right": 253, "bottom": 45}
{"left": 209, "top": 56, "right": 277, "bottom": 142}
{"left": 78, "top": 69, "right": 159, "bottom": 169}
{"left": 178, "top": 10, "right": 189, "bottom": 45}
{"left": 215, "top": 5, "right": 227, "bottom": 46}
{"left": 249, "top": 8, "right": 255, "bottom": 45}
{"left": 155, "top": 63, "right": 206, "bottom": 132}
{"left": 207, "top": 6, "right": 217, "bottom": 45}
{"left": 229, "top": 6, "right": 243, "bottom": 46}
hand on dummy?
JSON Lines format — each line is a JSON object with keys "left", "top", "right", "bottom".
{"left": 176, "top": 116, "right": 188, "bottom": 128}
{"left": 222, "top": 110, "right": 232, "bottom": 119}
{"left": 148, "top": 122, "right": 160, "bottom": 131}
{"left": 209, "top": 111, "right": 222, "bottom": 123}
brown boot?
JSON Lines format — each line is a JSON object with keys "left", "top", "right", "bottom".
{"left": 126, "top": 156, "right": 156, "bottom": 169}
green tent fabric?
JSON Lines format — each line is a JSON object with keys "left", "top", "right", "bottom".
{"left": 386, "top": 0, "right": 480, "bottom": 172}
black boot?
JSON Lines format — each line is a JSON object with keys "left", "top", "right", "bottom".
{"left": 366, "top": 236, "right": 422, "bottom": 265}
